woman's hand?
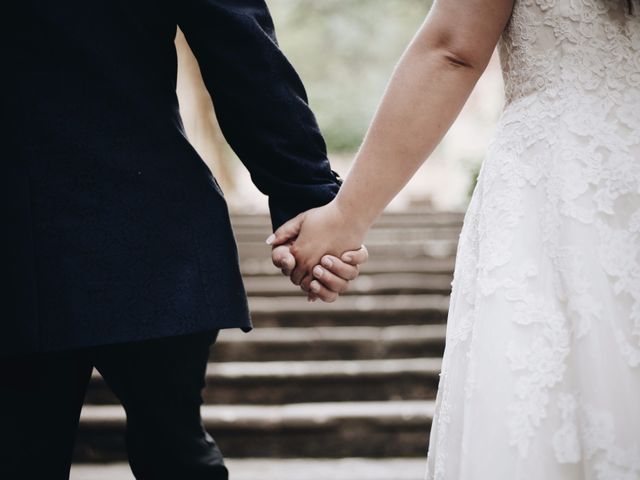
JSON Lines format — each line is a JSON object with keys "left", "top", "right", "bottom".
{"left": 271, "top": 243, "right": 369, "bottom": 302}
{"left": 269, "top": 201, "right": 369, "bottom": 298}
{"left": 306, "top": 249, "right": 368, "bottom": 302}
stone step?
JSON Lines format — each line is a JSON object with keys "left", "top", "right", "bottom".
{"left": 243, "top": 273, "right": 452, "bottom": 297}
{"left": 240, "top": 256, "right": 456, "bottom": 277}
{"left": 249, "top": 294, "right": 450, "bottom": 327}
{"left": 211, "top": 325, "right": 447, "bottom": 362}
{"left": 234, "top": 226, "right": 462, "bottom": 243}
{"left": 74, "top": 401, "right": 434, "bottom": 460}
{"left": 237, "top": 240, "right": 457, "bottom": 262}
{"left": 71, "top": 458, "right": 428, "bottom": 480}
{"left": 86, "top": 357, "right": 442, "bottom": 405}
{"left": 230, "top": 211, "right": 464, "bottom": 229}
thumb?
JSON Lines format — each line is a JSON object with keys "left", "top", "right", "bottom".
{"left": 271, "top": 244, "right": 296, "bottom": 274}
{"left": 266, "top": 213, "right": 305, "bottom": 247}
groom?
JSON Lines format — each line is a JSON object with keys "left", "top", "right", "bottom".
{"left": 2, "top": 0, "right": 366, "bottom": 478}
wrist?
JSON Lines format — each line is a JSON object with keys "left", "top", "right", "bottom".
{"left": 333, "top": 195, "right": 373, "bottom": 239}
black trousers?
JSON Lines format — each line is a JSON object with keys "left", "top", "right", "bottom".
{"left": 0, "top": 330, "right": 227, "bottom": 480}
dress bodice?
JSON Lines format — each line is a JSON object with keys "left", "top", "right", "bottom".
{"left": 499, "top": 0, "right": 640, "bottom": 106}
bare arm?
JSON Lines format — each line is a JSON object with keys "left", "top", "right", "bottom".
{"left": 336, "top": 0, "right": 513, "bottom": 231}
{"left": 272, "top": 0, "right": 515, "bottom": 289}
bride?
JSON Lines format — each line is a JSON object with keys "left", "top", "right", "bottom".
{"left": 269, "top": 0, "right": 640, "bottom": 478}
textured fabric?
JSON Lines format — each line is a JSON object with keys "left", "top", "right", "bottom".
{"left": 0, "top": 330, "right": 226, "bottom": 480}
{"left": 3, "top": 0, "right": 341, "bottom": 355}
{"left": 426, "top": 1, "right": 640, "bottom": 478}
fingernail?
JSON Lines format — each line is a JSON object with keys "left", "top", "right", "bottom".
{"left": 313, "top": 266, "right": 324, "bottom": 278}
{"left": 321, "top": 257, "right": 333, "bottom": 268}
{"left": 310, "top": 281, "right": 321, "bottom": 293}
{"left": 266, "top": 234, "right": 276, "bottom": 245}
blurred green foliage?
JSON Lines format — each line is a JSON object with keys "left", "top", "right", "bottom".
{"left": 268, "top": 0, "right": 433, "bottom": 152}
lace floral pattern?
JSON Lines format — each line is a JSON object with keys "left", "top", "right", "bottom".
{"left": 426, "top": 1, "right": 640, "bottom": 478}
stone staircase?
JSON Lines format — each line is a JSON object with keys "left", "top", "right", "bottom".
{"left": 72, "top": 210, "right": 463, "bottom": 476}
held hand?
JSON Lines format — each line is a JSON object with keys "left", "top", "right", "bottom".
{"left": 269, "top": 202, "right": 368, "bottom": 293}
{"left": 306, "top": 248, "right": 369, "bottom": 302}
{"left": 270, "top": 229, "right": 369, "bottom": 302}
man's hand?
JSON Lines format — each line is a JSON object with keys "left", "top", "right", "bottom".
{"left": 271, "top": 241, "right": 369, "bottom": 303}
{"left": 269, "top": 202, "right": 369, "bottom": 293}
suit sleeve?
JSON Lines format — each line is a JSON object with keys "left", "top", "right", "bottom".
{"left": 176, "top": 0, "right": 342, "bottom": 230}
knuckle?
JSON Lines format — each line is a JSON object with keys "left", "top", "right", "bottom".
{"left": 323, "top": 282, "right": 337, "bottom": 294}
{"left": 327, "top": 262, "right": 343, "bottom": 276}
{"left": 325, "top": 278, "right": 340, "bottom": 292}
{"left": 333, "top": 277, "right": 348, "bottom": 290}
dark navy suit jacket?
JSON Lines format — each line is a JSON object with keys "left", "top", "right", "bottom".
{"left": 4, "top": 0, "right": 341, "bottom": 355}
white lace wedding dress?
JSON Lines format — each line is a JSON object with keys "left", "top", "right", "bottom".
{"left": 425, "top": 1, "right": 640, "bottom": 479}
